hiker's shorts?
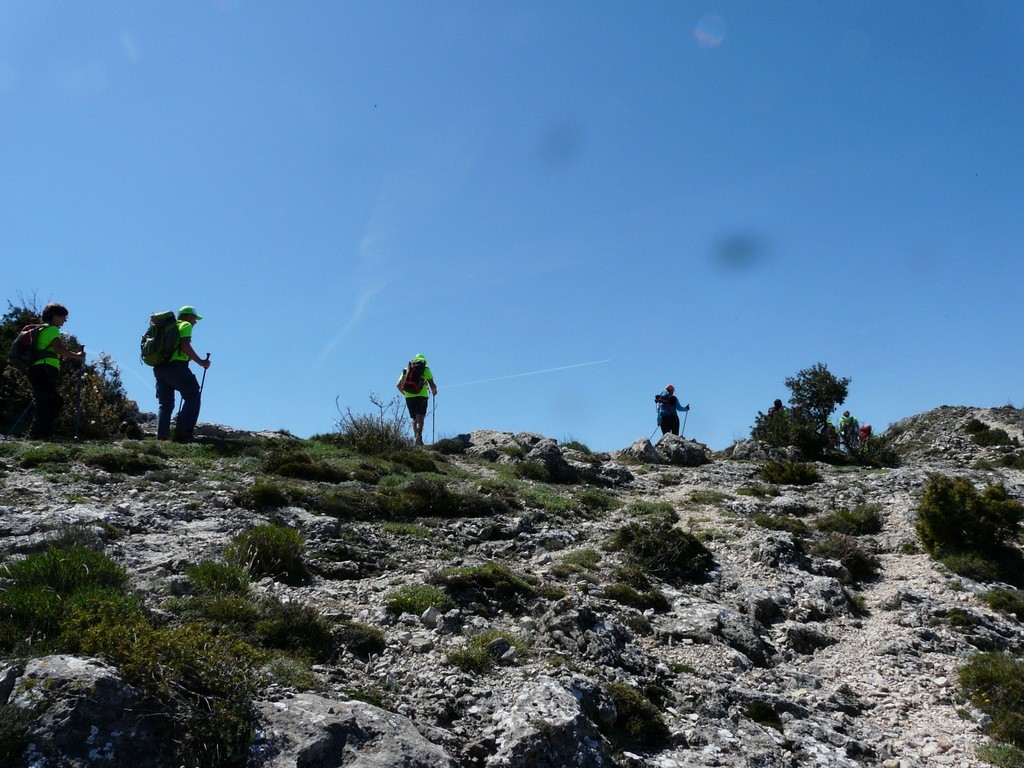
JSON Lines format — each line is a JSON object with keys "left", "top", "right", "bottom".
{"left": 404, "top": 396, "right": 429, "bottom": 418}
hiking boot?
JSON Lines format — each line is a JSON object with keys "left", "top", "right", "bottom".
{"left": 415, "top": 435, "right": 424, "bottom": 446}
{"left": 171, "top": 431, "right": 195, "bottom": 444}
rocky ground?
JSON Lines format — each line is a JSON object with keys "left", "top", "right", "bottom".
{"left": 1, "top": 405, "right": 1023, "bottom": 767}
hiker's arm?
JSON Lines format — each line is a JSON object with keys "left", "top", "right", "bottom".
{"left": 429, "top": 380, "right": 437, "bottom": 396}
{"left": 51, "top": 338, "right": 85, "bottom": 362}
{"left": 179, "top": 339, "right": 211, "bottom": 369}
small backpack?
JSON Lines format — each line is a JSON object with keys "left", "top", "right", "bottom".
{"left": 8, "top": 324, "right": 53, "bottom": 370}
{"left": 140, "top": 311, "right": 180, "bottom": 366}
{"left": 400, "top": 359, "right": 426, "bottom": 394}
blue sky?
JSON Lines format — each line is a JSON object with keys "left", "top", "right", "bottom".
{"left": 3, "top": 2, "right": 1022, "bottom": 451}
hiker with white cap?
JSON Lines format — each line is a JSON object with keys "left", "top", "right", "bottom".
{"left": 654, "top": 384, "right": 689, "bottom": 436}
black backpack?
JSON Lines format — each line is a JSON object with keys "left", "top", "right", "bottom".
{"left": 8, "top": 324, "right": 54, "bottom": 370}
{"left": 400, "top": 359, "right": 426, "bottom": 394}
{"left": 140, "top": 311, "right": 180, "bottom": 366}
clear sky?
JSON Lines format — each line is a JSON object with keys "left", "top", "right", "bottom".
{"left": 3, "top": 2, "right": 1022, "bottom": 451}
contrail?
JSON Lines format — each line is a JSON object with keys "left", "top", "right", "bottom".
{"left": 447, "top": 359, "right": 611, "bottom": 389}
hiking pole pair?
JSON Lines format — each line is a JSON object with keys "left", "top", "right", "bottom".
{"left": 4, "top": 399, "right": 36, "bottom": 441}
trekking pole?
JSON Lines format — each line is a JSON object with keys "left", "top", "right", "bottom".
{"left": 74, "top": 349, "right": 85, "bottom": 442}
{"left": 681, "top": 405, "right": 690, "bottom": 437}
{"left": 4, "top": 400, "right": 35, "bottom": 441}
{"left": 199, "top": 354, "right": 210, "bottom": 393}
{"left": 431, "top": 393, "right": 436, "bottom": 444}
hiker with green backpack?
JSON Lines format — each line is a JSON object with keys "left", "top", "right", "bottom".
{"left": 141, "top": 306, "right": 211, "bottom": 443}
{"left": 396, "top": 354, "right": 437, "bottom": 446}
{"left": 11, "top": 303, "right": 86, "bottom": 439}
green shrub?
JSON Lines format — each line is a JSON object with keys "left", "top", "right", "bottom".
{"left": 561, "top": 549, "right": 601, "bottom": 569}
{"left": 447, "top": 631, "right": 527, "bottom": 674}
{"left": 261, "top": 447, "right": 348, "bottom": 483}
{"left": 331, "top": 396, "right": 410, "bottom": 454}
{"left": 978, "top": 742, "right": 1024, "bottom": 768}
{"left": 81, "top": 449, "right": 164, "bottom": 475}
{"left": 759, "top": 461, "right": 821, "bottom": 486}
{"left": 916, "top": 475, "right": 1024, "bottom": 559}
{"left": 960, "top": 652, "right": 1024, "bottom": 750}
{"left": 606, "top": 521, "right": 715, "bottom": 584}
{"left": 335, "top": 620, "right": 386, "bottom": 659}
{"left": 376, "top": 476, "right": 510, "bottom": 521}
{"left": 603, "top": 583, "right": 669, "bottom": 612}
{"left": 603, "top": 683, "right": 670, "bottom": 752}
{"left": 561, "top": 440, "right": 591, "bottom": 453}
{"left": 234, "top": 481, "right": 290, "bottom": 510}
{"left": 942, "top": 553, "right": 1002, "bottom": 583}
{"left": 513, "top": 461, "right": 550, "bottom": 482}
{"left": 226, "top": 524, "right": 308, "bottom": 581}
{"left": 431, "top": 437, "right": 465, "bottom": 455}
{"left": 384, "top": 449, "right": 440, "bottom": 473}
{"left": 186, "top": 561, "right": 251, "bottom": 596}
{"left": 385, "top": 584, "right": 454, "bottom": 615}
{"left": 966, "top": 419, "right": 1017, "bottom": 447}
{"left": 574, "top": 488, "right": 622, "bottom": 513}
{"left": 689, "top": 489, "right": 732, "bottom": 506}
{"left": 811, "top": 534, "right": 880, "bottom": 583}
{"left": 987, "top": 588, "right": 1024, "bottom": 619}
{"left": 0, "top": 544, "right": 131, "bottom": 652}
{"left": 626, "top": 500, "right": 679, "bottom": 524}
{"left": 62, "top": 599, "right": 260, "bottom": 768}
{"left": 752, "top": 514, "right": 809, "bottom": 536}
{"left": 255, "top": 598, "right": 335, "bottom": 661}
{"left": 745, "top": 701, "right": 783, "bottom": 731}
{"left": 816, "top": 504, "right": 883, "bottom": 535}
{"left": 19, "top": 444, "right": 73, "bottom": 468}
{"left": 434, "top": 562, "right": 562, "bottom": 608}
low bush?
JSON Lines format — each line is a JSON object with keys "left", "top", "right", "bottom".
{"left": 255, "top": 598, "right": 335, "bottom": 662}
{"left": 81, "top": 449, "right": 164, "bottom": 475}
{"left": 759, "top": 461, "right": 821, "bottom": 485}
{"left": 966, "top": 419, "right": 1017, "bottom": 447}
{"left": 235, "top": 481, "right": 290, "bottom": 510}
{"left": 606, "top": 521, "right": 715, "bottom": 584}
{"left": 626, "top": 500, "right": 679, "bottom": 524}
{"left": 431, "top": 437, "right": 465, "bottom": 454}
{"left": 942, "top": 553, "right": 1002, "bottom": 583}
{"left": 331, "top": 395, "right": 410, "bottom": 454}
{"left": 335, "top": 620, "right": 386, "bottom": 659}
{"left": 602, "top": 683, "right": 670, "bottom": 752}
{"left": 752, "top": 514, "right": 809, "bottom": 536}
{"left": 226, "top": 523, "right": 309, "bottom": 582}
{"left": 574, "top": 488, "right": 622, "bottom": 513}
{"left": 0, "top": 544, "right": 131, "bottom": 653}
{"left": 561, "top": 440, "right": 591, "bottom": 453}
{"left": 433, "top": 562, "right": 563, "bottom": 609}
{"left": 603, "top": 582, "right": 669, "bottom": 612}
{"left": 19, "top": 445, "right": 73, "bottom": 468}
{"left": 960, "top": 652, "right": 1024, "bottom": 751}
{"left": 916, "top": 475, "right": 1023, "bottom": 559}
{"left": 745, "top": 701, "right": 783, "bottom": 731}
{"left": 62, "top": 599, "right": 260, "bottom": 768}
{"left": 447, "top": 631, "right": 527, "bottom": 674}
{"left": 186, "top": 561, "right": 251, "bottom": 596}
{"left": 816, "top": 504, "right": 883, "bottom": 536}
{"left": 261, "top": 447, "right": 349, "bottom": 483}
{"left": 811, "top": 534, "right": 880, "bottom": 583}
{"left": 385, "top": 584, "right": 454, "bottom": 616}
{"left": 987, "top": 588, "right": 1024, "bottom": 619}
{"left": 512, "top": 461, "right": 550, "bottom": 482}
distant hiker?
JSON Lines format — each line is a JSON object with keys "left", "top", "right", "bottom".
{"left": 20, "top": 303, "right": 86, "bottom": 439}
{"left": 655, "top": 384, "right": 689, "bottom": 436}
{"left": 767, "top": 399, "right": 786, "bottom": 419}
{"left": 152, "top": 306, "right": 210, "bottom": 443}
{"left": 839, "top": 410, "right": 860, "bottom": 452}
{"left": 397, "top": 354, "right": 437, "bottom": 446}
{"left": 859, "top": 423, "right": 872, "bottom": 449}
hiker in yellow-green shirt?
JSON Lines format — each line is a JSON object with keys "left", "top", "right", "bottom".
{"left": 28, "top": 303, "right": 86, "bottom": 439}
{"left": 396, "top": 354, "right": 437, "bottom": 446}
{"left": 154, "top": 306, "right": 211, "bottom": 443}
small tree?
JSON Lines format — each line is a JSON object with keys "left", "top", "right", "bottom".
{"left": 751, "top": 362, "right": 850, "bottom": 459}
{"left": 0, "top": 301, "right": 141, "bottom": 439}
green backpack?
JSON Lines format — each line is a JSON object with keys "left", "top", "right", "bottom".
{"left": 140, "top": 311, "right": 180, "bottom": 366}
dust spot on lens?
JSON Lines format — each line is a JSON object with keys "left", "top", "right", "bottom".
{"left": 711, "top": 232, "right": 768, "bottom": 272}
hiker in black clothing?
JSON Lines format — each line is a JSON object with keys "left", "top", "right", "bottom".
{"left": 26, "top": 303, "right": 86, "bottom": 439}
{"left": 655, "top": 384, "right": 689, "bottom": 436}
{"left": 767, "top": 399, "right": 785, "bottom": 418}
